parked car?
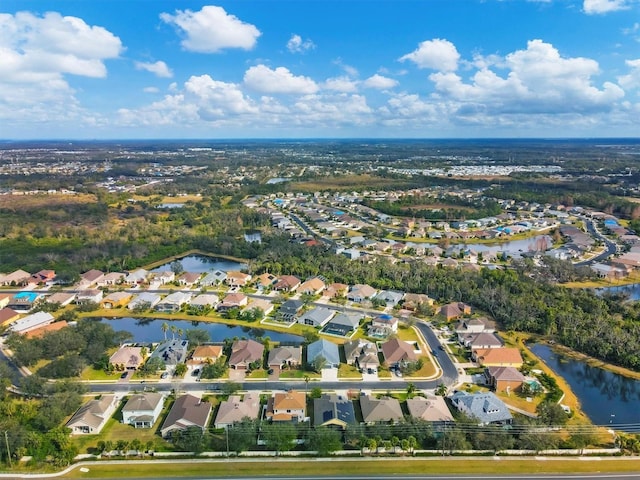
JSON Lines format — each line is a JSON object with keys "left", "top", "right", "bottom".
{"left": 120, "top": 372, "right": 128, "bottom": 379}
{"left": 192, "top": 369, "right": 200, "bottom": 377}
{"left": 160, "top": 372, "right": 169, "bottom": 379}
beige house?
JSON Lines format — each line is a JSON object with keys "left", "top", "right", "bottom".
{"left": 109, "top": 345, "right": 144, "bottom": 370}
{"left": 265, "top": 390, "right": 307, "bottom": 422}
{"left": 214, "top": 393, "right": 261, "bottom": 428}
{"left": 66, "top": 395, "right": 119, "bottom": 435}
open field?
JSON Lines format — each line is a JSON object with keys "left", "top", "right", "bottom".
{"left": 58, "top": 456, "right": 640, "bottom": 478}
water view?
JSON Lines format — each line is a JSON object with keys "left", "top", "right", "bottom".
{"left": 150, "top": 254, "right": 247, "bottom": 273}
{"left": 530, "top": 344, "right": 640, "bottom": 429}
{"left": 595, "top": 283, "right": 640, "bottom": 301}
{"left": 94, "top": 317, "right": 303, "bottom": 345}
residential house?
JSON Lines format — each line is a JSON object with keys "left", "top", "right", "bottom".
{"left": 381, "top": 338, "right": 417, "bottom": 368}
{"left": 0, "top": 269, "right": 31, "bottom": 286}
{"left": 267, "top": 346, "right": 302, "bottom": 369}
{"left": 29, "top": 269, "right": 56, "bottom": 286}
{"left": 101, "top": 291, "right": 133, "bottom": 309}
{"left": 464, "top": 332, "right": 504, "bottom": 350}
{"left": 124, "top": 268, "right": 149, "bottom": 286}
{"left": 189, "top": 294, "right": 219, "bottom": 311}
{"left": 359, "top": 395, "right": 403, "bottom": 424}
{"left": 485, "top": 366, "right": 526, "bottom": 393}
{"left": 66, "top": 395, "right": 118, "bottom": 435}
{"left": 121, "top": 393, "right": 165, "bottom": 428}
{"left": 273, "top": 275, "right": 301, "bottom": 292}
{"left": 265, "top": 390, "right": 307, "bottom": 423}
{"left": 96, "top": 272, "right": 125, "bottom": 287}
{"left": 7, "top": 292, "right": 42, "bottom": 312}
{"left": 25, "top": 321, "right": 68, "bottom": 339}
{"left": 75, "top": 289, "right": 104, "bottom": 304}
{"left": 406, "top": 395, "right": 454, "bottom": 424}
{"left": 228, "top": 339, "right": 264, "bottom": 370}
{"left": 298, "top": 306, "right": 335, "bottom": 327}
{"left": 322, "top": 283, "right": 349, "bottom": 299}
{"left": 160, "top": 394, "right": 213, "bottom": 438}
{"left": 9, "top": 311, "right": 54, "bottom": 334}
{"left": 450, "top": 391, "right": 512, "bottom": 425}
{"left": 343, "top": 339, "right": 380, "bottom": 371}
{"left": 127, "top": 292, "right": 161, "bottom": 311}
{"left": 0, "top": 307, "right": 20, "bottom": 327}
{"left": 152, "top": 271, "right": 175, "bottom": 285}
{"left": 322, "top": 312, "right": 362, "bottom": 337}
{"left": 472, "top": 347, "right": 524, "bottom": 368}
{"left": 217, "top": 293, "right": 248, "bottom": 312}
{"left": 278, "top": 299, "right": 304, "bottom": 321}
{"left": 307, "top": 339, "right": 340, "bottom": 369}
{"left": 253, "top": 272, "right": 277, "bottom": 291}
{"left": 214, "top": 393, "right": 261, "bottom": 429}
{"left": 189, "top": 345, "right": 223, "bottom": 366}
{"left": 0, "top": 293, "right": 11, "bottom": 309}
{"left": 155, "top": 292, "right": 192, "bottom": 313}
{"left": 177, "top": 272, "right": 202, "bottom": 288}
{"left": 150, "top": 339, "right": 189, "bottom": 366}
{"left": 201, "top": 270, "right": 227, "bottom": 286}
{"left": 109, "top": 345, "right": 144, "bottom": 370}
{"left": 244, "top": 298, "right": 274, "bottom": 316}
{"left": 298, "top": 277, "right": 326, "bottom": 295}
{"left": 455, "top": 317, "right": 495, "bottom": 341}
{"left": 368, "top": 314, "right": 399, "bottom": 338}
{"left": 45, "top": 292, "right": 76, "bottom": 307}
{"left": 347, "top": 284, "right": 377, "bottom": 303}
{"left": 439, "top": 302, "right": 472, "bottom": 321}
{"left": 79, "top": 269, "right": 104, "bottom": 287}
{"left": 374, "top": 290, "right": 404, "bottom": 307}
{"left": 313, "top": 393, "right": 356, "bottom": 429}
{"left": 402, "top": 293, "right": 434, "bottom": 312}
{"left": 225, "top": 271, "right": 252, "bottom": 287}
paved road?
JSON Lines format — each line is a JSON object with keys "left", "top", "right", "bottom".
{"left": 575, "top": 219, "right": 619, "bottom": 267}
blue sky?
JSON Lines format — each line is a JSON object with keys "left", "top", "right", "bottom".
{"left": 1, "top": 0, "right": 639, "bottom": 139}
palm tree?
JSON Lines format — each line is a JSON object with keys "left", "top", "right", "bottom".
{"left": 161, "top": 322, "right": 169, "bottom": 341}
{"left": 170, "top": 324, "right": 177, "bottom": 340}
{"left": 177, "top": 328, "right": 183, "bottom": 339}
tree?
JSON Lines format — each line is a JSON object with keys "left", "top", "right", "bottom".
{"left": 536, "top": 401, "right": 569, "bottom": 426}
{"left": 312, "top": 355, "right": 327, "bottom": 373}
{"left": 307, "top": 427, "right": 342, "bottom": 455}
{"left": 173, "top": 426, "right": 206, "bottom": 454}
{"left": 201, "top": 357, "right": 228, "bottom": 379}
{"left": 185, "top": 329, "right": 210, "bottom": 347}
{"left": 161, "top": 322, "right": 169, "bottom": 341}
{"left": 435, "top": 383, "right": 448, "bottom": 396}
{"left": 227, "top": 419, "right": 258, "bottom": 453}
{"left": 173, "top": 363, "right": 187, "bottom": 377}
{"left": 221, "top": 381, "right": 241, "bottom": 396}
{"left": 262, "top": 423, "right": 296, "bottom": 455}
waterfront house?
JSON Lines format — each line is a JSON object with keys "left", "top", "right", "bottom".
{"left": 109, "top": 345, "right": 144, "bottom": 370}
{"left": 155, "top": 292, "right": 192, "bottom": 313}
{"left": 228, "top": 339, "right": 264, "bottom": 370}
{"left": 298, "top": 306, "right": 335, "bottom": 327}
{"left": 450, "top": 391, "right": 512, "bottom": 426}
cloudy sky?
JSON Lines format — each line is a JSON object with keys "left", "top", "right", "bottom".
{"left": 1, "top": 0, "right": 639, "bottom": 139}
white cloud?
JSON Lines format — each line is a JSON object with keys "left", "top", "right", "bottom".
{"left": 583, "top": 0, "right": 631, "bottom": 14}
{"left": 160, "top": 6, "right": 260, "bottom": 53}
{"left": 143, "top": 86, "right": 160, "bottom": 93}
{"left": 618, "top": 59, "right": 640, "bottom": 89}
{"left": 428, "top": 40, "right": 624, "bottom": 116}
{"left": 323, "top": 76, "right": 359, "bottom": 92}
{"left": 0, "top": 11, "right": 122, "bottom": 126}
{"left": 363, "top": 74, "right": 398, "bottom": 90}
{"left": 333, "top": 58, "right": 359, "bottom": 77}
{"left": 287, "top": 34, "right": 315, "bottom": 53}
{"left": 399, "top": 38, "right": 460, "bottom": 71}
{"left": 243, "top": 65, "right": 318, "bottom": 94}
{"left": 135, "top": 60, "right": 173, "bottom": 78}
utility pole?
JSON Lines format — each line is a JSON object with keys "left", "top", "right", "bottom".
{"left": 4, "top": 431, "right": 12, "bottom": 468}
{"left": 225, "top": 426, "right": 229, "bottom": 459}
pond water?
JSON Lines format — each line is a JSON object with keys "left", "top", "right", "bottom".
{"left": 151, "top": 254, "right": 247, "bottom": 273}
{"left": 93, "top": 317, "right": 303, "bottom": 345}
{"left": 594, "top": 283, "right": 640, "bottom": 301}
{"left": 529, "top": 344, "right": 640, "bottom": 429}
{"left": 449, "top": 234, "right": 552, "bottom": 257}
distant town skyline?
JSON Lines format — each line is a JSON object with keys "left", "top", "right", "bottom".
{"left": 1, "top": 0, "right": 639, "bottom": 139}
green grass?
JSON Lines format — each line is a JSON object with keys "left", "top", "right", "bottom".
{"left": 338, "top": 363, "right": 363, "bottom": 379}
{"left": 60, "top": 457, "right": 640, "bottom": 478}
{"left": 279, "top": 369, "right": 321, "bottom": 379}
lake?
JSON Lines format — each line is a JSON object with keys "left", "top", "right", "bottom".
{"left": 529, "top": 344, "right": 640, "bottom": 429}
{"left": 595, "top": 283, "right": 640, "bottom": 301}
{"left": 93, "top": 317, "right": 303, "bottom": 345}
{"left": 151, "top": 254, "right": 247, "bottom": 273}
